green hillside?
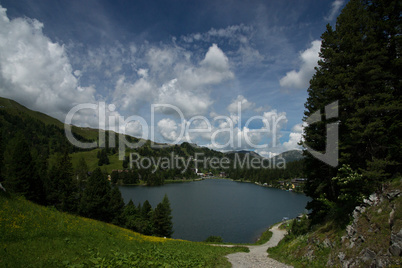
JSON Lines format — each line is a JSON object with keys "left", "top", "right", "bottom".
{"left": 0, "top": 193, "right": 247, "bottom": 267}
{"left": 0, "top": 96, "right": 98, "bottom": 141}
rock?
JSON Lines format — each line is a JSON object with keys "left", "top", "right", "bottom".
{"left": 341, "top": 235, "right": 347, "bottom": 243}
{"left": 369, "top": 193, "right": 378, "bottom": 204}
{"left": 338, "top": 252, "right": 345, "bottom": 262}
{"left": 389, "top": 229, "right": 402, "bottom": 256}
{"left": 389, "top": 208, "right": 395, "bottom": 227}
{"left": 361, "top": 248, "right": 376, "bottom": 262}
{"left": 363, "top": 198, "right": 373, "bottom": 206}
{"left": 346, "top": 225, "right": 356, "bottom": 237}
{"left": 389, "top": 243, "right": 402, "bottom": 256}
{"left": 386, "top": 190, "right": 401, "bottom": 200}
{"left": 376, "top": 258, "right": 387, "bottom": 268}
{"left": 377, "top": 208, "right": 382, "bottom": 214}
{"left": 323, "top": 238, "right": 332, "bottom": 248}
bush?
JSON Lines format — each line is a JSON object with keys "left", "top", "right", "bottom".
{"left": 204, "top": 236, "right": 224, "bottom": 243}
{"left": 290, "top": 215, "right": 310, "bottom": 236}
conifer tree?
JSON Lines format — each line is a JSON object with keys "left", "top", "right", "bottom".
{"left": 79, "top": 168, "right": 112, "bottom": 222}
{"left": 152, "top": 194, "right": 173, "bottom": 238}
{"left": 303, "top": 0, "right": 401, "bottom": 223}
{"left": 2, "top": 132, "right": 45, "bottom": 203}
{"left": 47, "top": 150, "right": 78, "bottom": 212}
{"left": 109, "top": 185, "right": 125, "bottom": 225}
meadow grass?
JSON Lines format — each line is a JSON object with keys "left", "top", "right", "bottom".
{"left": 0, "top": 193, "right": 247, "bottom": 267}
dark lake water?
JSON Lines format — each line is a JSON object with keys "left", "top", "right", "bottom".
{"left": 119, "top": 179, "right": 310, "bottom": 243}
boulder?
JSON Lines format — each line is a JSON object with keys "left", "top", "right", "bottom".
{"left": 387, "top": 190, "right": 401, "bottom": 200}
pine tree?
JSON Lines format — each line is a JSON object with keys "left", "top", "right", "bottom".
{"left": 2, "top": 132, "right": 44, "bottom": 202}
{"left": 47, "top": 151, "right": 78, "bottom": 212}
{"left": 109, "top": 185, "right": 125, "bottom": 225}
{"left": 152, "top": 194, "right": 173, "bottom": 238}
{"left": 303, "top": 0, "right": 402, "bottom": 223}
{"left": 122, "top": 199, "right": 140, "bottom": 231}
{"left": 79, "top": 168, "right": 112, "bottom": 222}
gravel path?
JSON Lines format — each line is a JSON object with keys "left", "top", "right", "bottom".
{"left": 224, "top": 223, "right": 293, "bottom": 268}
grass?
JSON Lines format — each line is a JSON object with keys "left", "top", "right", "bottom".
{"left": 69, "top": 149, "right": 124, "bottom": 173}
{"left": 0, "top": 193, "right": 247, "bottom": 267}
{"left": 254, "top": 228, "right": 273, "bottom": 245}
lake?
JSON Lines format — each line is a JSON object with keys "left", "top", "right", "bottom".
{"left": 119, "top": 179, "right": 310, "bottom": 243}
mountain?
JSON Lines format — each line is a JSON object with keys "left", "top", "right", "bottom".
{"left": 225, "top": 150, "right": 263, "bottom": 159}
{"left": 271, "top": 150, "right": 304, "bottom": 163}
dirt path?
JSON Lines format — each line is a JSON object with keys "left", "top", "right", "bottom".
{"left": 223, "top": 223, "right": 293, "bottom": 268}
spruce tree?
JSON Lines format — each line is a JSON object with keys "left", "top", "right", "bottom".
{"left": 2, "top": 132, "right": 44, "bottom": 202}
{"left": 109, "top": 185, "right": 125, "bottom": 225}
{"left": 152, "top": 194, "right": 173, "bottom": 238}
{"left": 79, "top": 168, "right": 112, "bottom": 222}
{"left": 303, "top": 0, "right": 401, "bottom": 223}
{"left": 47, "top": 150, "right": 78, "bottom": 212}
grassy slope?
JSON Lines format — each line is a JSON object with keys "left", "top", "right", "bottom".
{"left": 69, "top": 149, "right": 125, "bottom": 173}
{"left": 268, "top": 178, "right": 402, "bottom": 267}
{"left": 0, "top": 194, "right": 247, "bottom": 267}
{"left": 0, "top": 96, "right": 99, "bottom": 141}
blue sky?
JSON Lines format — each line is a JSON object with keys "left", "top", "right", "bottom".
{"left": 0, "top": 0, "right": 346, "bottom": 157}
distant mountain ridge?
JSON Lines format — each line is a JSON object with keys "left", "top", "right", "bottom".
{"left": 271, "top": 150, "right": 304, "bottom": 163}
{"left": 225, "top": 149, "right": 304, "bottom": 163}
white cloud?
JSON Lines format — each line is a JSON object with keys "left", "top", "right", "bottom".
{"left": 227, "top": 95, "right": 255, "bottom": 113}
{"left": 157, "top": 118, "right": 179, "bottom": 141}
{"left": 156, "top": 79, "right": 213, "bottom": 118}
{"left": 0, "top": 6, "right": 96, "bottom": 121}
{"left": 178, "top": 43, "right": 234, "bottom": 88}
{"left": 113, "top": 75, "right": 155, "bottom": 112}
{"left": 279, "top": 40, "right": 321, "bottom": 90}
{"left": 325, "top": 0, "right": 344, "bottom": 21}
{"left": 282, "top": 132, "right": 302, "bottom": 151}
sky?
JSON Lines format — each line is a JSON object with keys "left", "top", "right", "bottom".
{"left": 0, "top": 0, "right": 346, "bottom": 157}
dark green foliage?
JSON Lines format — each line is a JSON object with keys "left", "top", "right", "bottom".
{"left": 78, "top": 168, "right": 112, "bottom": 222}
{"left": 47, "top": 151, "right": 78, "bottom": 212}
{"left": 204, "top": 236, "right": 224, "bottom": 243}
{"left": 2, "top": 132, "right": 45, "bottom": 204}
{"left": 289, "top": 215, "right": 310, "bottom": 236}
{"left": 75, "top": 157, "right": 89, "bottom": 190}
{"left": 122, "top": 199, "right": 141, "bottom": 231}
{"left": 109, "top": 185, "right": 125, "bottom": 225}
{"left": 97, "top": 149, "right": 110, "bottom": 166}
{"left": 303, "top": 0, "right": 402, "bottom": 223}
{"left": 152, "top": 194, "right": 173, "bottom": 238}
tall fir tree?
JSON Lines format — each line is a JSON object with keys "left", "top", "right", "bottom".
{"left": 303, "top": 0, "right": 401, "bottom": 223}
{"left": 78, "top": 168, "right": 112, "bottom": 222}
{"left": 152, "top": 194, "right": 173, "bottom": 238}
{"left": 2, "top": 132, "right": 44, "bottom": 203}
{"left": 47, "top": 150, "right": 78, "bottom": 212}
{"left": 109, "top": 185, "right": 125, "bottom": 225}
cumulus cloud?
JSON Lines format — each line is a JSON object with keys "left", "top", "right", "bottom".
{"left": 325, "top": 0, "right": 344, "bottom": 21}
{"left": 155, "top": 79, "right": 213, "bottom": 118}
{"left": 0, "top": 6, "right": 96, "bottom": 121}
{"left": 282, "top": 122, "right": 306, "bottom": 151}
{"left": 113, "top": 75, "right": 155, "bottom": 112}
{"left": 178, "top": 43, "right": 234, "bottom": 89}
{"left": 157, "top": 118, "right": 180, "bottom": 141}
{"left": 227, "top": 95, "right": 255, "bottom": 113}
{"left": 279, "top": 40, "right": 321, "bottom": 90}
